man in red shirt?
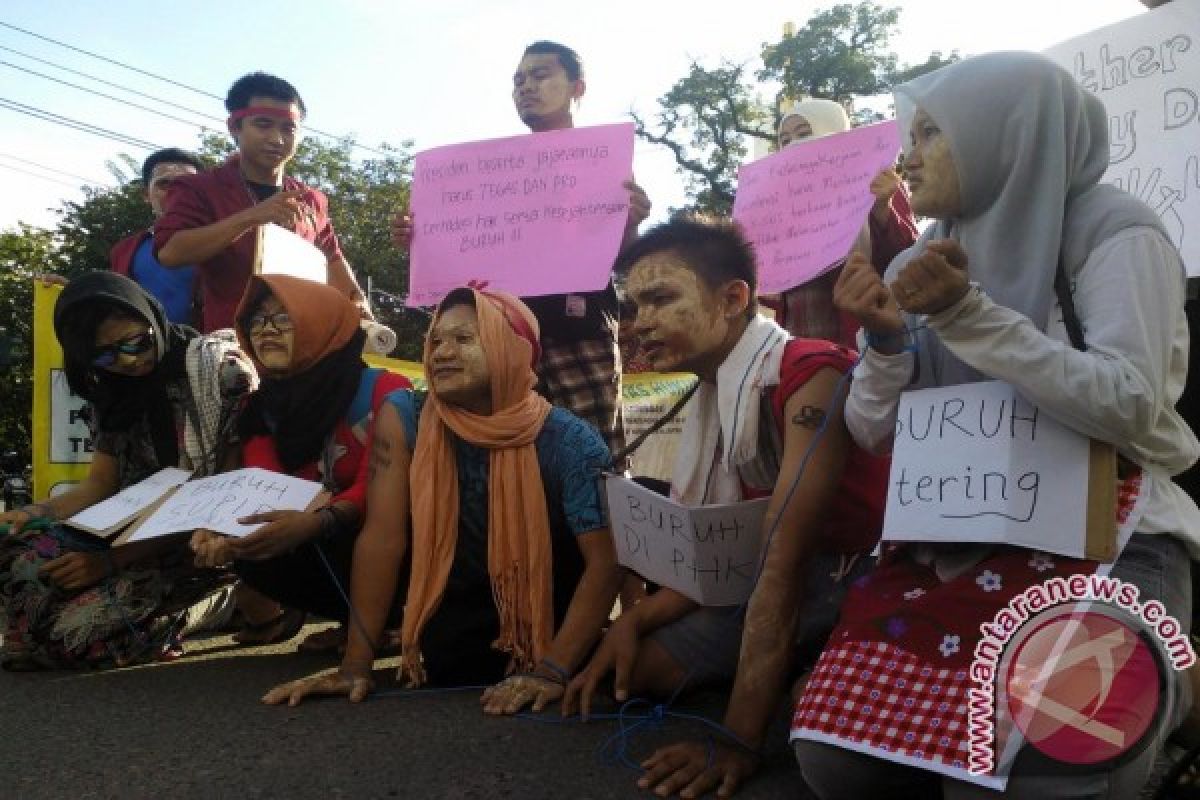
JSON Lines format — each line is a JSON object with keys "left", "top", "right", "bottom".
{"left": 155, "top": 72, "right": 368, "bottom": 332}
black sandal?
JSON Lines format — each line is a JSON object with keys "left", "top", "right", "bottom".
{"left": 232, "top": 607, "right": 305, "bottom": 646}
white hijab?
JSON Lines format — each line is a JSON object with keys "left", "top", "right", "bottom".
{"left": 887, "top": 51, "right": 1167, "bottom": 386}
{"left": 778, "top": 98, "right": 851, "bottom": 145}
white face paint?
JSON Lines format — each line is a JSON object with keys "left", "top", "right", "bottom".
{"left": 906, "top": 108, "right": 962, "bottom": 218}
{"left": 428, "top": 303, "right": 492, "bottom": 412}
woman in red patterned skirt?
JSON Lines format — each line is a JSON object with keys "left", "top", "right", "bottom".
{"left": 791, "top": 51, "right": 1200, "bottom": 798}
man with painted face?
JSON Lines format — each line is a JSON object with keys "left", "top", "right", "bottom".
{"left": 108, "top": 148, "right": 206, "bottom": 326}
{"left": 155, "top": 72, "right": 369, "bottom": 332}
{"left": 561, "top": 216, "right": 890, "bottom": 796}
{"left": 393, "top": 41, "right": 651, "bottom": 457}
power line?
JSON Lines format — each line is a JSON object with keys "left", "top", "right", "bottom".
{"left": 1, "top": 61, "right": 215, "bottom": 132}
{"left": 0, "top": 44, "right": 226, "bottom": 124}
{"left": 0, "top": 21, "right": 395, "bottom": 158}
{"left": 0, "top": 152, "right": 110, "bottom": 186}
{"left": 0, "top": 161, "right": 83, "bottom": 189}
{"left": 0, "top": 97, "right": 162, "bottom": 150}
{"left": 0, "top": 20, "right": 222, "bottom": 100}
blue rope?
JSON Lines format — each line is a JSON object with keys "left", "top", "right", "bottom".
{"left": 302, "top": 327, "right": 929, "bottom": 774}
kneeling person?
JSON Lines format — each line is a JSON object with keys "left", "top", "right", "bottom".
{"left": 564, "top": 217, "right": 889, "bottom": 796}
{"left": 263, "top": 287, "right": 620, "bottom": 711}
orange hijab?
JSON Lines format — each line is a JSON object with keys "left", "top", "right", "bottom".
{"left": 402, "top": 289, "right": 554, "bottom": 681}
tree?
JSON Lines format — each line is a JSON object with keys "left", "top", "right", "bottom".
{"left": 636, "top": 2, "right": 957, "bottom": 214}
{"left": 0, "top": 225, "right": 57, "bottom": 464}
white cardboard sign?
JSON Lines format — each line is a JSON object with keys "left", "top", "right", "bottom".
{"left": 605, "top": 475, "right": 767, "bottom": 606}
{"left": 882, "top": 381, "right": 1092, "bottom": 557}
{"left": 65, "top": 467, "right": 192, "bottom": 536}
{"left": 126, "top": 468, "right": 323, "bottom": 542}
{"left": 1046, "top": 0, "right": 1200, "bottom": 275}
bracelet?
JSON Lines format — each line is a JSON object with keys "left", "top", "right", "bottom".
{"left": 537, "top": 657, "right": 571, "bottom": 684}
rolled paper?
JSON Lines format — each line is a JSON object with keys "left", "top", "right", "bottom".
{"left": 362, "top": 321, "right": 398, "bottom": 355}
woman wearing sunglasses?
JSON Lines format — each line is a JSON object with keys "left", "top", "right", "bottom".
{"left": 0, "top": 271, "right": 255, "bottom": 670}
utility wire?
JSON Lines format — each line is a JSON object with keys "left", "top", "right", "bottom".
{"left": 0, "top": 151, "right": 110, "bottom": 186}
{"left": 0, "top": 21, "right": 395, "bottom": 158}
{"left": 0, "top": 161, "right": 84, "bottom": 189}
{"left": 0, "top": 97, "right": 161, "bottom": 150}
{"left": 0, "top": 44, "right": 226, "bottom": 124}
{"left": 1, "top": 61, "right": 215, "bottom": 131}
{"left": 0, "top": 20, "right": 223, "bottom": 100}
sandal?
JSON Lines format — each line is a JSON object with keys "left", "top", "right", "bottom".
{"left": 232, "top": 607, "right": 306, "bottom": 646}
{"left": 298, "top": 625, "right": 347, "bottom": 653}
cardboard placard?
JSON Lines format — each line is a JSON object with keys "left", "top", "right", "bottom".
{"left": 881, "top": 381, "right": 1116, "bottom": 561}
{"left": 605, "top": 475, "right": 767, "bottom": 606}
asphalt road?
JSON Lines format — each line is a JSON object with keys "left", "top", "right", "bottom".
{"left": 0, "top": 623, "right": 814, "bottom": 800}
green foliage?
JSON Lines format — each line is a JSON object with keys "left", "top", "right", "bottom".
{"left": 0, "top": 225, "right": 57, "bottom": 464}
{"left": 635, "top": 1, "right": 958, "bottom": 214}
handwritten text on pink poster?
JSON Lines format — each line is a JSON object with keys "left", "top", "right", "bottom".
{"left": 408, "top": 123, "right": 634, "bottom": 306}
{"left": 733, "top": 120, "right": 901, "bottom": 294}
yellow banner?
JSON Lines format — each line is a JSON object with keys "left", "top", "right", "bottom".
{"left": 32, "top": 282, "right": 92, "bottom": 499}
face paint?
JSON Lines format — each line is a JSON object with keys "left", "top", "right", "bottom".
{"left": 247, "top": 294, "right": 296, "bottom": 374}
{"left": 906, "top": 108, "right": 962, "bottom": 218}
{"left": 428, "top": 303, "right": 492, "bottom": 411}
{"left": 625, "top": 252, "right": 732, "bottom": 375}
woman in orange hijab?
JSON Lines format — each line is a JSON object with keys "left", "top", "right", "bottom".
{"left": 190, "top": 274, "right": 410, "bottom": 646}
{"left": 262, "top": 287, "right": 619, "bottom": 713}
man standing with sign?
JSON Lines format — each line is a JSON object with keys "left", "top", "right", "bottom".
{"left": 155, "top": 72, "right": 369, "bottom": 332}
{"left": 393, "top": 41, "right": 650, "bottom": 456}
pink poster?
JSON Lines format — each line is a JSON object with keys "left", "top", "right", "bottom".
{"left": 733, "top": 120, "right": 901, "bottom": 294}
{"left": 407, "top": 122, "right": 635, "bottom": 306}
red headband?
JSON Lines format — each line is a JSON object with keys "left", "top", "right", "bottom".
{"left": 228, "top": 106, "right": 301, "bottom": 124}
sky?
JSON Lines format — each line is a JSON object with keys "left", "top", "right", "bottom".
{"left": 0, "top": 0, "right": 1146, "bottom": 234}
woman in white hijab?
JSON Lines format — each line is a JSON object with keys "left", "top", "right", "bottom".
{"left": 790, "top": 51, "right": 1198, "bottom": 798}
{"left": 767, "top": 99, "right": 918, "bottom": 345}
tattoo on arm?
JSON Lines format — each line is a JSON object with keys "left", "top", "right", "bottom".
{"left": 367, "top": 436, "right": 394, "bottom": 484}
{"left": 791, "top": 406, "right": 827, "bottom": 430}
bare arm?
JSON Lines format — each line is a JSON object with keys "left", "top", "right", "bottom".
{"left": 722, "top": 369, "right": 850, "bottom": 748}
{"left": 37, "top": 450, "right": 121, "bottom": 520}
{"left": 540, "top": 529, "right": 622, "bottom": 674}
{"left": 339, "top": 402, "right": 411, "bottom": 677}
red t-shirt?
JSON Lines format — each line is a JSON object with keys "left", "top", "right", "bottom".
{"left": 240, "top": 368, "right": 410, "bottom": 514}
{"left": 154, "top": 157, "right": 344, "bottom": 332}
{"left": 760, "top": 338, "right": 890, "bottom": 555}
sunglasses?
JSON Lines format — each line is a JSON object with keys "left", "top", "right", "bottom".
{"left": 91, "top": 329, "right": 156, "bottom": 368}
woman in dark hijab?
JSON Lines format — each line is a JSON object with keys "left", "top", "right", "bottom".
{"left": 0, "top": 272, "right": 254, "bottom": 670}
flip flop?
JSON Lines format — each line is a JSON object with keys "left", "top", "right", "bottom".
{"left": 232, "top": 607, "right": 306, "bottom": 646}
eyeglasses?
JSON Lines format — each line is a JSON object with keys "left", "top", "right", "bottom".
{"left": 91, "top": 329, "right": 156, "bottom": 368}
{"left": 248, "top": 311, "right": 294, "bottom": 334}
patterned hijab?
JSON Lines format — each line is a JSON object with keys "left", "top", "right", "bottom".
{"left": 888, "top": 51, "right": 1167, "bottom": 386}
